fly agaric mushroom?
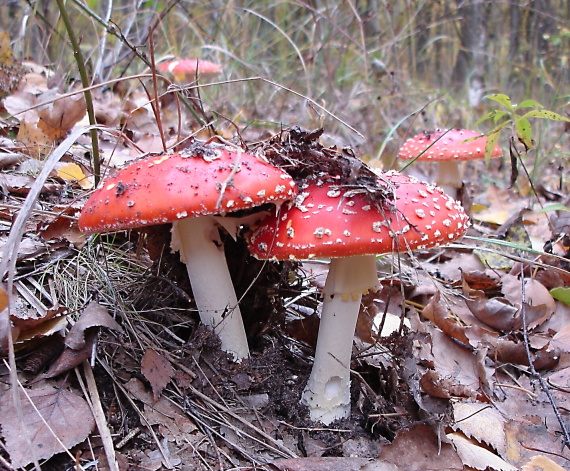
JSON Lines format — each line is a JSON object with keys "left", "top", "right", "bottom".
{"left": 248, "top": 171, "right": 469, "bottom": 423}
{"left": 157, "top": 59, "right": 222, "bottom": 83}
{"left": 79, "top": 141, "right": 297, "bottom": 360}
{"left": 398, "top": 128, "right": 503, "bottom": 199}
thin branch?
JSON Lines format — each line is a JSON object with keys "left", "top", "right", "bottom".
{"left": 519, "top": 271, "right": 570, "bottom": 449}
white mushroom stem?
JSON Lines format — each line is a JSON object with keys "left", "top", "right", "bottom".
{"left": 301, "top": 254, "right": 378, "bottom": 424}
{"left": 171, "top": 215, "right": 249, "bottom": 361}
{"left": 435, "top": 160, "right": 463, "bottom": 199}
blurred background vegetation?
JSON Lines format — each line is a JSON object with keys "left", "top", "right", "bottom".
{"left": 1, "top": 0, "right": 568, "bottom": 168}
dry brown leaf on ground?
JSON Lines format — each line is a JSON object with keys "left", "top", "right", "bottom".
{"left": 270, "top": 457, "right": 399, "bottom": 471}
{"left": 463, "top": 274, "right": 555, "bottom": 332}
{"left": 124, "top": 377, "right": 199, "bottom": 445}
{"left": 421, "top": 290, "right": 492, "bottom": 347}
{"left": 10, "top": 302, "right": 67, "bottom": 340}
{"left": 379, "top": 423, "right": 463, "bottom": 470}
{"left": 0, "top": 31, "right": 23, "bottom": 98}
{"left": 141, "top": 348, "right": 174, "bottom": 400}
{"left": 38, "top": 206, "right": 87, "bottom": 247}
{"left": 0, "top": 284, "right": 8, "bottom": 311}
{"left": 39, "top": 302, "right": 123, "bottom": 379}
{"left": 0, "top": 384, "right": 95, "bottom": 468}
{"left": 450, "top": 401, "right": 507, "bottom": 456}
{"left": 65, "top": 301, "right": 123, "bottom": 350}
{"left": 40, "top": 329, "right": 97, "bottom": 379}
{"left": 37, "top": 92, "right": 86, "bottom": 140}
{"left": 447, "top": 431, "right": 518, "bottom": 471}
{"left": 16, "top": 119, "right": 53, "bottom": 157}
{"left": 548, "top": 325, "right": 570, "bottom": 353}
{"left": 494, "top": 373, "right": 570, "bottom": 469}
{"left": 0, "top": 171, "right": 60, "bottom": 195}
{"left": 501, "top": 274, "right": 556, "bottom": 329}
{"left": 412, "top": 320, "right": 486, "bottom": 400}
{"left": 521, "top": 455, "right": 567, "bottom": 471}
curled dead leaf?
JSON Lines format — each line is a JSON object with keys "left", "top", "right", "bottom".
{"left": 65, "top": 301, "right": 123, "bottom": 350}
{"left": 464, "top": 275, "right": 555, "bottom": 332}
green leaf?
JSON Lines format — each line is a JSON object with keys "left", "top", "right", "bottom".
{"left": 492, "top": 110, "right": 509, "bottom": 123}
{"left": 519, "top": 109, "right": 570, "bottom": 122}
{"left": 514, "top": 117, "right": 533, "bottom": 148}
{"left": 475, "top": 111, "right": 497, "bottom": 126}
{"left": 486, "top": 94, "right": 514, "bottom": 112}
{"left": 515, "top": 99, "right": 543, "bottom": 109}
{"left": 536, "top": 204, "right": 570, "bottom": 213}
{"left": 485, "top": 131, "right": 501, "bottom": 164}
{"left": 550, "top": 287, "right": 570, "bottom": 306}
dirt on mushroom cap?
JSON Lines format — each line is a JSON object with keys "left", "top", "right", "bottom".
{"left": 78, "top": 141, "right": 297, "bottom": 233}
{"left": 248, "top": 171, "right": 470, "bottom": 260}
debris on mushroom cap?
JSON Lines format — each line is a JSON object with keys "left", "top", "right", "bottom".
{"left": 78, "top": 142, "right": 298, "bottom": 233}
{"left": 157, "top": 59, "right": 222, "bottom": 76}
{"left": 398, "top": 128, "right": 503, "bottom": 162}
{"left": 248, "top": 171, "right": 470, "bottom": 260}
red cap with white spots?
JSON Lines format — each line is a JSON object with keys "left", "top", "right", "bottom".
{"left": 398, "top": 129, "right": 503, "bottom": 162}
{"left": 78, "top": 144, "right": 298, "bottom": 233}
{"left": 157, "top": 59, "right": 222, "bottom": 76}
{"left": 248, "top": 171, "right": 469, "bottom": 260}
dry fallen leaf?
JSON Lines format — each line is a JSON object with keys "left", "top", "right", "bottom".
{"left": 380, "top": 423, "right": 463, "bottom": 470}
{"left": 39, "top": 303, "right": 123, "bottom": 379}
{"left": 464, "top": 274, "right": 555, "bottom": 332}
{"left": 270, "top": 457, "right": 398, "bottom": 471}
{"left": 40, "top": 329, "right": 97, "bottom": 379}
{"left": 0, "top": 284, "right": 8, "bottom": 312}
{"left": 0, "top": 385, "right": 95, "bottom": 468}
{"left": 141, "top": 348, "right": 174, "bottom": 400}
{"left": 54, "top": 162, "right": 94, "bottom": 189}
{"left": 0, "top": 31, "right": 23, "bottom": 98}
{"left": 447, "top": 432, "right": 517, "bottom": 471}
{"left": 65, "top": 301, "right": 123, "bottom": 350}
{"left": 521, "top": 455, "right": 566, "bottom": 471}
{"left": 124, "top": 378, "right": 197, "bottom": 445}
{"left": 451, "top": 401, "right": 507, "bottom": 456}
{"left": 501, "top": 275, "right": 556, "bottom": 329}
{"left": 16, "top": 119, "right": 52, "bottom": 157}
{"left": 37, "top": 93, "right": 86, "bottom": 140}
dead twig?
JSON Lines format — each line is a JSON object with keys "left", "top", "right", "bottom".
{"left": 519, "top": 272, "right": 570, "bottom": 450}
{"left": 79, "top": 361, "right": 120, "bottom": 471}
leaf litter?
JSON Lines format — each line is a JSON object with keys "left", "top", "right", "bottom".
{"left": 0, "top": 43, "right": 569, "bottom": 471}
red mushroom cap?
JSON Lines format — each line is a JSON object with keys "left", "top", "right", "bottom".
{"left": 78, "top": 144, "right": 297, "bottom": 233}
{"left": 398, "top": 129, "right": 503, "bottom": 162}
{"left": 157, "top": 59, "right": 222, "bottom": 76}
{"left": 248, "top": 171, "right": 469, "bottom": 260}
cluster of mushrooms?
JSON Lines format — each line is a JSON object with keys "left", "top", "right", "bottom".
{"left": 78, "top": 128, "right": 483, "bottom": 425}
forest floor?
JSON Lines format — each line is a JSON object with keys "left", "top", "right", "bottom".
{"left": 1, "top": 54, "right": 570, "bottom": 471}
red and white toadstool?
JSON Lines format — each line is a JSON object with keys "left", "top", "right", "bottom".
{"left": 398, "top": 128, "right": 503, "bottom": 199}
{"left": 248, "top": 171, "right": 469, "bottom": 423}
{"left": 79, "top": 141, "right": 297, "bottom": 360}
{"left": 157, "top": 59, "right": 223, "bottom": 83}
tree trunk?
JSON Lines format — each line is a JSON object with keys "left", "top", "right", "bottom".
{"left": 451, "top": 0, "right": 489, "bottom": 107}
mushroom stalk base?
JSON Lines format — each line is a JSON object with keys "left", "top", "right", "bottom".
{"left": 172, "top": 216, "right": 249, "bottom": 360}
{"left": 301, "top": 255, "right": 378, "bottom": 424}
